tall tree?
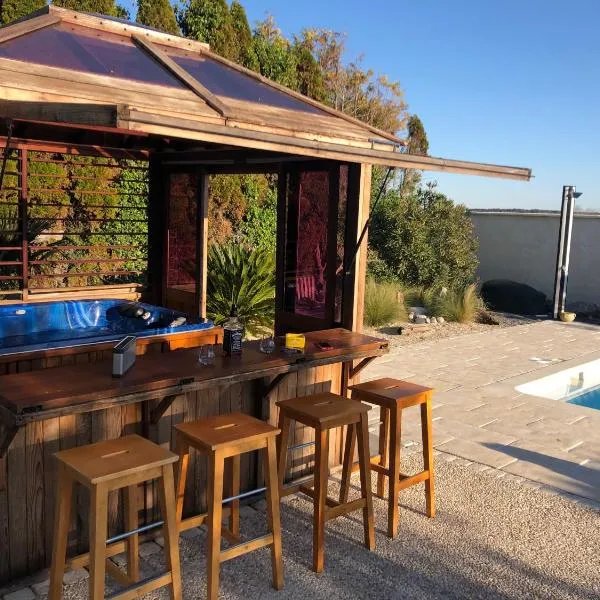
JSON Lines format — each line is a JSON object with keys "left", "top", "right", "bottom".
{"left": 177, "top": 0, "right": 236, "bottom": 60}
{"left": 52, "top": 0, "right": 118, "bottom": 15}
{"left": 252, "top": 16, "right": 298, "bottom": 88}
{"left": 230, "top": 0, "right": 258, "bottom": 70}
{"left": 292, "top": 31, "right": 325, "bottom": 101}
{"left": 400, "top": 114, "right": 429, "bottom": 195}
{"left": 1, "top": 0, "right": 45, "bottom": 24}
{"left": 137, "top": 0, "right": 179, "bottom": 35}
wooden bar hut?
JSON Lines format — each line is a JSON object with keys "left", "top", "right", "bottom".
{"left": 0, "top": 6, "right": 532, "bottom": 584}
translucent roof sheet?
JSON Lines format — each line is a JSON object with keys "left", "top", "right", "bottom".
{"left": 0, "top": 23, "right": 185, "bottom": 88}
{"left": 168, "top": 50, "right": 326, "bottom": 115}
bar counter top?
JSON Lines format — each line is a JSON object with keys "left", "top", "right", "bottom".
{"left": 0, "top": 329, "right": 388, "bottom": 427}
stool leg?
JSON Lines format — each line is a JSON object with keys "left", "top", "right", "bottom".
{"left": 276, "top": 414, "right": 291, "bottom": 495}
{"left": 388, "top": 407, "right": 402, "bottom": 538}
{"left": 421, "top": 398, "right": 436, "bottom": 518}
{"left": 174, "top": 436, "right": 190, "bottom": 526}
{"left": 158, "top": 464, "right": 183, "bottom": 600}
{"left": 207, "top": 449, "right": 225, "bottom": 600}
{"left": 356, "top": 413, "right": 375, "bottom": 551}
{"left": 48, "top": 463, "right": 73, "bottom": 600}
{"left": 377, "top": 407, "right": 390, "bottom": 498}
{"left": 124, "top": 485, "right": 140, "bottom": 582}
{"left": 338, "top": 423, "right": 355, "bottom": 504}
{"left": 228, "top": 455, "right": 241, "bottom": 540}
{"left": 265, "top": 437, "right": 284, "bottom": 590}
{"left": 313, "top": 428, "right": 329, "bottom": 573}
{"left": 89, "top": 484, "right": 109, "bottom": 600}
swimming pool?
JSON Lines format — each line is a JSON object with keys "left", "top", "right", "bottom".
{"left": 515, "top": 357, "right": 600, "bottom": 411}
{"left": 0, "top": 299, "right": 214, "bottom": 357}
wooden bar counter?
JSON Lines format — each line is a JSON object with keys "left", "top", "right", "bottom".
{"left": 0, "top": 328, "right": 388, "bottom": 583}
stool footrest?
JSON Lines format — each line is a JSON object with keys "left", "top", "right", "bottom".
{"left": 220, "top": 533, "right": 274, "bottom": 563}
{"left": 106, "top": 572, "right": 172, "bottom": 600}
{"left": 325, "top": 498, "right": 367, "bottom": 522}
{"left": 398, "top": 470, "right": 430, "bottom": 491}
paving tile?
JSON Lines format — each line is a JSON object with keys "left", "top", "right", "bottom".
{"left": 3, "top": 588, "right": 36, "bottom": 600}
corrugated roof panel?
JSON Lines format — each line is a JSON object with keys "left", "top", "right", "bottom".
{"left": 0, "top": 23, "right": 186, "bottom": 89}
{"left": 167, "top": 49, "right": 326, "bottom": 115}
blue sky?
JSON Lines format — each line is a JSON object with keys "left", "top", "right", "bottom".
{"left": 122, "top": 1, "right": 600, "bottom": 210}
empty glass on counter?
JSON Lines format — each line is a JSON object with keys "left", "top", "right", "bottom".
{"left": 198, "top": 344, "right": 216, "bottom": 365}
{"left": 260, "top": 335, "right": 276, "bottom": 354}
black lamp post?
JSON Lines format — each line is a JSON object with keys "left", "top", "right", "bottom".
{"left": 553, "top": 185, "right": 582, "bottom": 319}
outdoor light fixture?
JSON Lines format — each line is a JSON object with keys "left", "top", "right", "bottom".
{"left": 553, "top": 186, "right": 582, "bottom": 319}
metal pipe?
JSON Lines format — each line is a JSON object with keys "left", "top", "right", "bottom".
{"left": 288, "top": 441, "right": 315, "bottom": 451}
{"left": 222, "top": 486, "right": 267, "bottom": 505}
{"left": 107, "top": 520, "right": 164, "bottom": 544}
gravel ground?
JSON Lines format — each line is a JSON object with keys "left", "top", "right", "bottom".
{"left": 60, "top": 453, "right": 599, "bottom": 600}
{"left": 365, "top": 312, "right": 538, "bottom": 349}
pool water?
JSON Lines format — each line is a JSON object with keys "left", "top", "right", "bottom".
{"left": 515, "top": 357, "right": 600, "bottom": 411}
{"left": 568, "top": 386, "right": 600, "bottom": 410}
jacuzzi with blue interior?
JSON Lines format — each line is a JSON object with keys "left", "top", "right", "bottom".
{"left": 0, "top": 299, "right": 215, "bottom": 358}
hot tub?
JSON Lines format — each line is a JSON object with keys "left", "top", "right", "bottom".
{"left": 0, "top": 299, "right": 221, "bottom": 371}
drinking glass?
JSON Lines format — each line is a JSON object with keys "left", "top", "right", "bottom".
{"left": 198, "top": 344, "right": 216, "bottom": 365}
{"left": 260, "top": 335, "right": 276, "bottom": 354}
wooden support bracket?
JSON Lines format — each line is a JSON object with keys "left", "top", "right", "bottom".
{"left": 349, "top": 356, "right": 377, "bottom": 380}
{"left": 261, "top": 372, "right": 290, "bottom": 401}
{"left": 0, "top": 423, "right": 19, "bottom": 458}
{"left": 150, "top": 394, "right": 181, "bottom": 426}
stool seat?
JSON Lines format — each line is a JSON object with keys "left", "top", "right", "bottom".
{"left": 49, "top": 435, "right": 182, "bottom": 600}
{"left": 175, "top": 412, "right": 278, "bottom": 452}
{"left": 276, "top": 392, "right": 375, "bottom": 573}
{"left": 344, "top": 377, "right": 435, "bottom": 539}
{"left": 55, "top": 434, "right": 177, "bottom": 485}
{"left": 174, "top": 412, "right": 284, "bottom": 600}
{"left": 349, "top": 378, "right": 433, "bottom": 407}
{"left": 277, "top": 392, "right": 368, "bottom": 428}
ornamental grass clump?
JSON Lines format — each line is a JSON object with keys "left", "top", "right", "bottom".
{"left": 364, "top": 278, "right": 408, "bottom": 327}
{"left": 437, "top": 283, "right": 480, "bottom": 324}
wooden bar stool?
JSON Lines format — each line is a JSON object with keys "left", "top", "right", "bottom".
{"left": 276, "top": 392, "right": 375, "bottom": 573}
{"left": 341, "top": 378, "right": 435, "bottom": 538}
{"left": 174, "top": 412, "right": 283, "bottom": 600}
{"left": 49, "top": 434, "right": 181, "bottom": 600}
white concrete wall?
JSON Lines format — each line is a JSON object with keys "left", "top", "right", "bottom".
{"left": 470, "top": 211, "right": 600, "bottom": 307}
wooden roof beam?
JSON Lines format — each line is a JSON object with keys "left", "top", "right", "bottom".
{"left": 132, "top": 35, "right": 232, "bottom": 119}
{"left": 122, "top": 110, "right": 532, "bottom": 181}
{"left": 0, "top": 100, "right": 126, "bottom": 127}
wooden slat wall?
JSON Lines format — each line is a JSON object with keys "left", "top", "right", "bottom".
{"left": 0, "top": 362, "right": 343, "bottom": 584}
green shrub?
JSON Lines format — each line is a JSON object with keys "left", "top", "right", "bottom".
{"left": 436, "top": 283, "right": 480, "bottom": 324}
{"left": 364, "top": 278, "right": 407, "bottom": 327}
{"left": 368, "top": 184, "right": 478, "bottom": 289}
{"left": 207, "top": 242, "right": 275, "bottom": 336}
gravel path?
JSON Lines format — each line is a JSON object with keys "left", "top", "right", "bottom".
{"left": 59, "top": 453, "right": 599, "bottom": 600}
{"left": 365, "top": 312, "right": 537, "bottom": 349}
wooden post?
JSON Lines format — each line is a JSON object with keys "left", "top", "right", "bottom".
{"left": 147, "top": 155, "right": 166, "bottom": 306}
{"left": 197, "top": 171, "right": 209, "bottom": 319}
{"left": 18, "top": 148, "right": 28, "bottom": 300}
{"left": 342, "top": 163, "right": 372, "bottom": 333}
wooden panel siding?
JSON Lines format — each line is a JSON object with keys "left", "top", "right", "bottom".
{"left": 0, "top": 365, "right": 342, "bottom": 584}
{"left": 0, "top": 330, "right": 387, "bottom": 583}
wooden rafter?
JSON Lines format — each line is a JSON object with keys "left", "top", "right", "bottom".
{"left": 0, "top": 12, "right": 60, "bottom": 44}
{"left": 132, "top": 35, "right": 232, "bottom": 118}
